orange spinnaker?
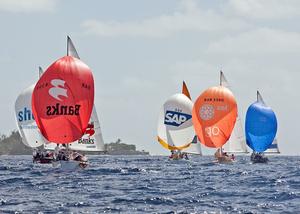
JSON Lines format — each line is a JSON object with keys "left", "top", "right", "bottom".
{"left": 182, "top": 81, "right": 192, "bottom": 100}
{"left": 192, "top": 86, "right": 237, "bottom": 148}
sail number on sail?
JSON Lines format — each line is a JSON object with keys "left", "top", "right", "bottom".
{"left": 205, "top": 126, "right": 220, "bottom": 137}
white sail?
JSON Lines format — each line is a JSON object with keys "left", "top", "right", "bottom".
{"left": 256, "top": 91, "right": 279, "bottom": 154}
{"left": 181, "top": 135, "right": 202, "bottom": 155}
{"left": 265, "top": 139, "right": 280, "bottom": 153}
{"left": 220, "top": 71, "right": 248, "bottom": 153}
{"left": 157, "top": 93, "right": 195, "bottom": 151}
{"left": 14, "top": 85, "right": 47, "bottom": 148}
{"left": 67, "top": 36, "right": 80, "bottom": 59}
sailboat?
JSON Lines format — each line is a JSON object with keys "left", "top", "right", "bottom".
{"left": 245, "top": 91, "right": 278, "bottom": 163}
{"left": 192, "top": 79, "right": 238, "bottom": 163}
{"left": 220, "top": 71, "right": 248, "bottom": 154}
{"left": 15, "top": 67, "right": 54, "bottom": 163}
{"left": 43, "top": 36, "right": 105, "bottom": 153}
{"left": 32, "top": 37, "right": 95, "bottom": 170}
{"left": 157, "top": 81, "right": 202, "bottom": 160}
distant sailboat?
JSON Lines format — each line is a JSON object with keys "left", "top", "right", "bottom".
{"left": 220, "top": 71, "right": 248, "bottom": 154}
{"left": 245, "top": 91, "right": 278, "bottom": 163}
{"left": 157, "top": 82, "right": 202, "bottom": 159}
{"left": 192, "top": 80, "right": 237, "bottom": 163}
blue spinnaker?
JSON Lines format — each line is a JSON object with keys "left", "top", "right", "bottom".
{"left": 245, "top": 102, "right": 277, "bottom": 152}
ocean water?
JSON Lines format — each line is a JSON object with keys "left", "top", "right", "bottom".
{"left": 0, "top": 155, "right": 299, "bottom": 213}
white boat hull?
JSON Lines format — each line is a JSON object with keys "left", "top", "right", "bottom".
{"left": 52, "top": 160, "right": 88, "bottom": 171}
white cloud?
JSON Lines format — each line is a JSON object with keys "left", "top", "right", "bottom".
{"left": 0, "top": 0, "right": 57, "bottom": 13}
{"left": 81, "top": 0, "right": 248, "bottom": 38}
{"left": 207, "top": 28, "right": 300, "bottom": 55}
{"left": 227, "top": 0, "right": 300, "bottom": 20}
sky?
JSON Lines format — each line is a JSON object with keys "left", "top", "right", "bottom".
{"left": 1, "top": 0, "right": 300, "bottom": 155}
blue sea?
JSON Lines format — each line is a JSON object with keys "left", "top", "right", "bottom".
{"left": 0, "top": 155, "right": 299, "bottom": 213}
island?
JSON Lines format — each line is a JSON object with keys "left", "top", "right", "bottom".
{"left": 0, "top": 131, "right": 149, "bottom": 155}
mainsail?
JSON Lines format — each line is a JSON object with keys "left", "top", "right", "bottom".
{"left": 181, "top": 135, "right": 202, "bottom": 155}
{"left": 192, "top": 86, "right": 238, "bottom": 148}
{"left": 245, "top": 91, "right": 278, "bottom": 152}
{"left": 220, "top": 71, "right": 248, "bottom": 153}
{"left": 265, "top": 139, "right": 280, "bottom": 153}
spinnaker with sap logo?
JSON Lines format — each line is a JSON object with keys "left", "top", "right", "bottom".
{"left": 31, "top": 56, "right": 94, "bottom": 143}
{"left": 157, "top": 93, "right": 196, "bottom": 151}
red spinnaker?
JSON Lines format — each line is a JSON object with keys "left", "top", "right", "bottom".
{"left": 32, "top": 56, "right": 94, "bottom": 143}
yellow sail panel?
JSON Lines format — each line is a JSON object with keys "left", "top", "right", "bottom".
{"left": 157, "top": 136, "right": 191, "bottom": 150}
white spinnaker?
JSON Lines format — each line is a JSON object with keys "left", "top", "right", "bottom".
{"left": 220, "top": 71, "right": 248, "bottom": 153}
{"left": 14, "top": 85, "right": 46, "bottom": 148}
{"left": 257, "top": 91, "right": 280, "bottom": 154}
{"left": 44, "top": 106, "right": 105, "bottom": 152}
{"left": 157, "top": 93, "right": 195, "bottom": 151}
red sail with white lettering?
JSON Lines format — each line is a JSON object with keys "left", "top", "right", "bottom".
{"left": 32, "top": 56, "right": 94, "bottom": 143}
